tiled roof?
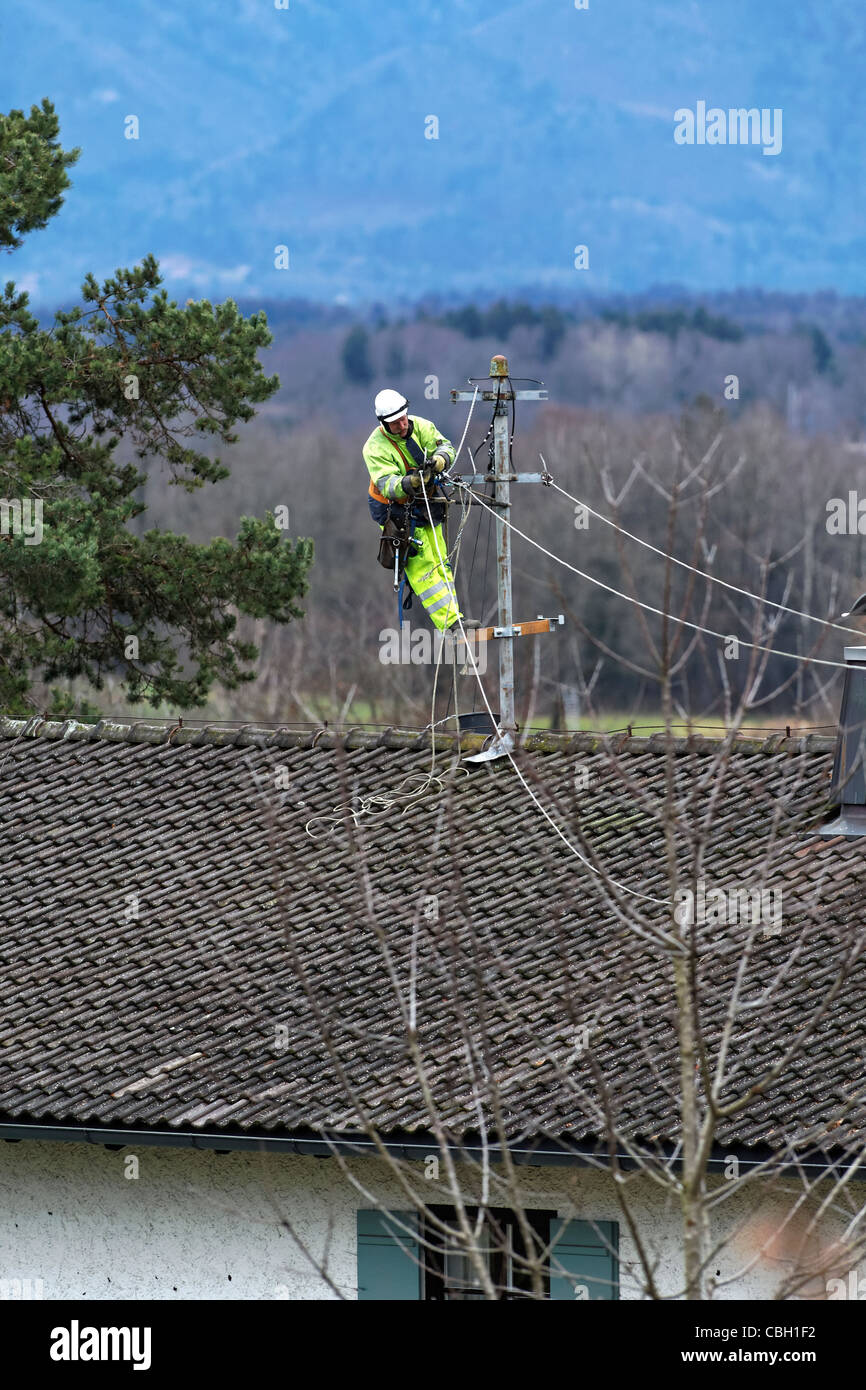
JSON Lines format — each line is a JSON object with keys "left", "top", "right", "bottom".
{"left": 0, "top": 716, "right": 863, "bottom": 1160}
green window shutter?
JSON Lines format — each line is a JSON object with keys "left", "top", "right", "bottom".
{"left": 357, "top": 1210, "right": 421, "bottom": 1300}
{"left": 549, "top": 1218, "right": 619, "bottom": 1300}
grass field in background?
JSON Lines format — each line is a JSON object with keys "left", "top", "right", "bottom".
{"left": 22, "top": 678, "right": 831, "bottom": 740}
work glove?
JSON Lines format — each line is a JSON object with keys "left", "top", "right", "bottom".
{"left": 404, "top": 468, "right": 434, "bottom": 495}
{"left": 432, "top": 452, "right": 449, "bottom": 474}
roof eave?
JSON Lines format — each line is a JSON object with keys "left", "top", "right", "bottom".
{"left": 0, "top": 1118, "right": 859, "bottom": 1178}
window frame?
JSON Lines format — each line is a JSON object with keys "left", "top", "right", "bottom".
{"left": 423, "top": 1204, "right": 556, "bottom": 1301}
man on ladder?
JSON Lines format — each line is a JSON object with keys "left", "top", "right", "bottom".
{"left": 364, "top": 388, "right": 476, "bottom": 633}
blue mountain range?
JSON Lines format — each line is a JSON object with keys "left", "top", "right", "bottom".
{"left": 2, "top": 0, "right": 862, "bottom": 305}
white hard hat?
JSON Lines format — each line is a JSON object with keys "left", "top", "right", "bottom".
{"left": 374, "top": 388, "right": 409, "bottom": 423}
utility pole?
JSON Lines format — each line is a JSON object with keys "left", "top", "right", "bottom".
{"left": 451, "top": 354, "right": 563, "bottom": 739}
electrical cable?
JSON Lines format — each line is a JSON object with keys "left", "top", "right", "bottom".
{"left": 24, "top": 714, "right": 833, "bottom": 735}
{"left": 451, "top": 385, "right": 481, "bottom": 469}
{"left": 455, "top": 382, "right": 506, "bottom": 713}
{"left": 460, "top": 484, "right": 493, "bottom": 718}
{"left": 456, "top": 483, "right": 850, "bottom": 672}
{"left": 548, "top": 466, "right": 866, "bottom": 640}
{"left": 418, "top": 481, "right": 669, "bottom": 909}
{"left": 448, "top": 387, "right": 500, "bottom": 717}
{"left": 428, "top": 389, "right": 483, "bottom": 738}
{"left": 447, "top": 389, "right": 483, "bottom": 569}
{"left": 303, "top": 765, "right": 462, "bottom": 839}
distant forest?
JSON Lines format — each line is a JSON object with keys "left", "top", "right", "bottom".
{"left": 228, "top": 287, "right": 866, "bottom": 442}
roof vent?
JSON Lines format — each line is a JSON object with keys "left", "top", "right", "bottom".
{"left": 820, "top": 645, "right": 866, "bottom": 838}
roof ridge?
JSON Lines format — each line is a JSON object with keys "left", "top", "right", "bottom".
{"left": 0, "top": 717, "right": 839, "bottom": 757}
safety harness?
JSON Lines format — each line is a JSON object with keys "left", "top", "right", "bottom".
{"left": 374, "top": 422, "right": 448, "bottom": 625}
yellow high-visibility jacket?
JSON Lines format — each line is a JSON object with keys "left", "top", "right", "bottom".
{"left": 363, "top": 415, "right": 456, "bottom": 505}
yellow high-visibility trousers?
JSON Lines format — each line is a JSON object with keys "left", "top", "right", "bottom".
{"left": 404, "top": 523, "right": 461, "bottom": 631}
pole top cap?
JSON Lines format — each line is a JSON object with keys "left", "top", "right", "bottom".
{"left": 490, "top": 354, "right": 509, "bottom": 378}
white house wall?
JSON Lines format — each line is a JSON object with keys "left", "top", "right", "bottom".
{"left": 0, "top": 1139, "right": 858, "bottom": 1300}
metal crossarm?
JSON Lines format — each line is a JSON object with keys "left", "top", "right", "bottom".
{"left": 451, "top": 389, "right": 548, "bottom": 403}
{"left": 453, "top": 472, "right": 548, "bottom": 486}
{"left": 452, "top": 616, "right": 565, "bottom": 645}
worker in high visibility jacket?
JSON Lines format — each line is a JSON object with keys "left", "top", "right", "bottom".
{"left": 364, "top": 388, "right": 470, "bottom": 632}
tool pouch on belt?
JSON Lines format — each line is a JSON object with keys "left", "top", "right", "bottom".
{"left": 377, "top": 512, "right": 412, "bottom": 571}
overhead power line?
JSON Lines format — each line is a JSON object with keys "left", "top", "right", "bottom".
{"left": 456, "top": 483, "right": 849, "bottom": 672}
{"left": 548, "top": 466, "right": 863, "bottom": 640}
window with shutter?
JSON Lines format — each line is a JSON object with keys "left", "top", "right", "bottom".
{"left": 549, "top": 1218, "right": 619, "bottom": 1300}
{"left": 356, "top": 1210, "right": 421, "bottom": 1300}
{"left": 356, "top": 1208, "right": 619, "bottom": 1300}
{"left": 425, "top": 1204, "right": 554, "bottom": 1299}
